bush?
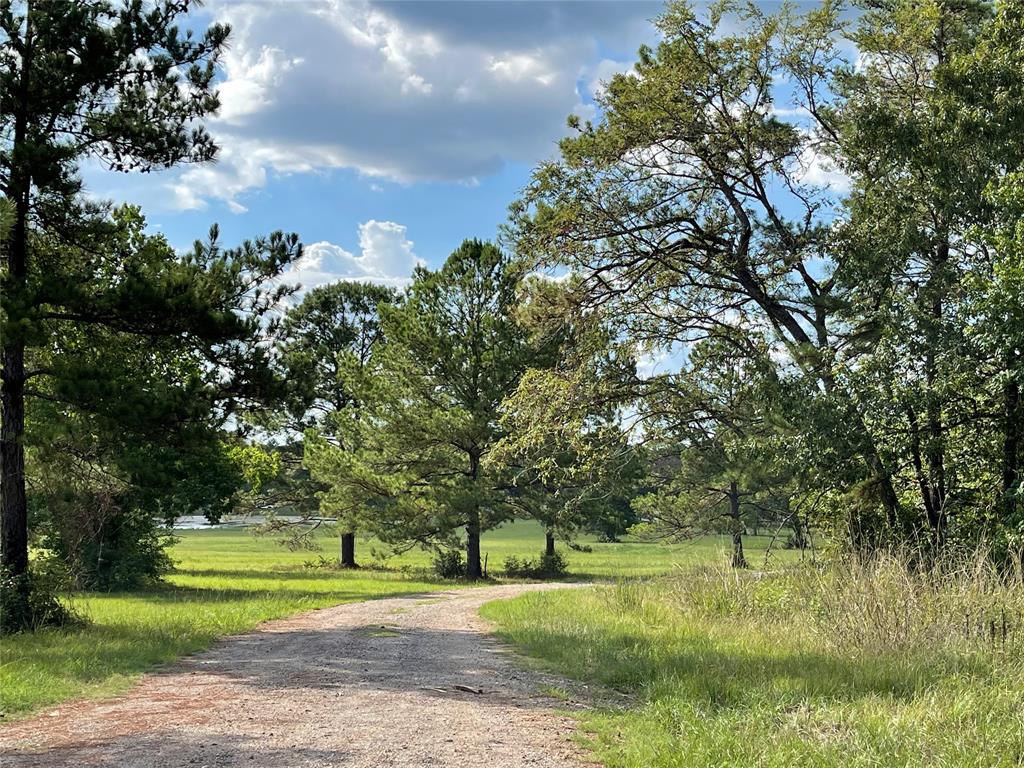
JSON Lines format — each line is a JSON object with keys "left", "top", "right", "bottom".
{"left": 32, "top": 479, "right": 178, "bottom": 593}
{"left": 431, "top": 548, "right": 465, "bottom": 579}
{"left": 41, "top": 495, "right": 176, "bottom": 591}
{"left": 503, "top": 550, "right": 569, "bottom": 579}
{"left": 0, "top": 568, "right": 81, "bottom": 634}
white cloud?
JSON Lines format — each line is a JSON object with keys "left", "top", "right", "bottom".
{"left": 168, "top": 143, "right": 268, "bottom": 211}
{"left": 636, "top": 347, "right": 673, "bottom": 379}
{"left": 282, "top": 219, "right": 422, "bottom": 293}
{"left": 587, "top": 58, "right": 635, "bottom": 99}
{"left": 216, "top": 45, "right": 304, "bottom": 125}
{"left": 795, "top": 144, "right": 851, "bottom": 194}
{"left": 104, "top": 0, "right": 659, "bottom": 212}
{"left": 769, "top": 105, "right": 812, "bottom": 120}
{"left": 489, "top": 53, "right": 556, "bottom": 86}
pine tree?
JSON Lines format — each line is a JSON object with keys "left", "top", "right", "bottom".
{"left": 274, "top": 281, "right": 397, "bottom": 567}
{"left": 307, "top": 241, "right": 535, "bottom": 579}
{"left": 0, "top": 2, "right": 304, "bottom": 629}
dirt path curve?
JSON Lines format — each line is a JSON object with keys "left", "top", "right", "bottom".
{"left": 0, "top": 583, "right": 598, "bottom": 768}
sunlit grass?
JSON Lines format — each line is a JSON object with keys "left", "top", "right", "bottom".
{"left": 186, "top": 518, "right": 795, "bottom": 579}
{"left": 1, "top": 519, "right": 778, "bottom": 718}
{"left": 482, "top": 562, "right": 1024, "bottom": 768}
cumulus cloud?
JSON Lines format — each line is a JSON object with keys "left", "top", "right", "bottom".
{"left": 216, "top": 45, "right": 304, "bottom": 125}
{"left": 795, "top": 144, "right": 851, "bottom": 194}
{"left": 282, "top": 219, "right": 422, "bottom": 293}
{"left": 113, "top": 0, "right": 658, "bottom": 211}
{"left": 587, "top": 58, "right": 636, "bottom": 100}
{"left": 635, "top": 347, "right": 673, "bottom": 379}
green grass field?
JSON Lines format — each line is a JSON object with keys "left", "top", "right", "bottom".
{"left": 482, "top": 571, "right": 1024, "bottom": 768}
{"left": 0, "top": 520, "right": 782, "bottom": 719}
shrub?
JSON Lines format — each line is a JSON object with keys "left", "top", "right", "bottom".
{"left": 431, "top": 548, "right": 465, "bottom": 579}
{"left": 36, "top": 483, "right": 177, "bottom": 590}
{"left": 503, "top": 550, "right": 569, "bottom": 579}
{"left": 0, "top": 568, "right": 81, "bottom": 634}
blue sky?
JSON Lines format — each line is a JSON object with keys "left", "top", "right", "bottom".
{"left": 85, "top": 0, "right": 666, "bottom": 289}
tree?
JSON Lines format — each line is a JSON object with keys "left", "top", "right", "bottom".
{"left": 633, "top": 337, "right": 794, "bottom": 567}
{"left": 491, "top": 274, "right": 639, "bottom": 555}
{"left": 306, "top": 240, "right": 536, "bottom": 579}
{"left": 273, "top": 281, "right": 396, "bottom": 567}
{"left": 833, "top": 0, "right": 1000, "bottom": 546}
{"left": 20, "top": 205, "right": 297, "bottom": 602}
{"left": 508, "top": 0, "right": 906, "bottom": 547}
{"left": 1, "top": 1, "right": 231, "bottom": 626}
{"left": 944, "top": 0, "right": 1024, "bottom": 549}
{"left": 1, "top": 203, "right": 298, "bottom": 627}
{"left": 508, "top": 0, "right": 1024, "bottom": 556}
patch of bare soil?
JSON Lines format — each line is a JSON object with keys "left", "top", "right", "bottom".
{"left": 0, "top": 583, "right": 600, "bottom": 767}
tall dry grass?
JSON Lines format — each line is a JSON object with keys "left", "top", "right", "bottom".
{"left": 667, "top": 547, "right": 1024, "bottom": 656}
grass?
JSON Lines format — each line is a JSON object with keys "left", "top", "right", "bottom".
{"left": 0, "top": 519, "right": 781, "bottom": 719}
{"left": 482, "top": 554, "right": 1024, "bottom": 768}
{"left": 229, "top": 518, "right": 793, "bottom": 579}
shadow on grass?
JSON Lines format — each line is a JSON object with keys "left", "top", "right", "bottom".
{"left": 173, "top": 566, "right": 426, "bottom": 580}
{"left": 488, "top": 621, "right": 990, "bottom": 713}
{"left": 2, "top": 584, "right": 452, "bottom": 699}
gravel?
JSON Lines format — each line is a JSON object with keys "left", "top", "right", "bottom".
{"left": 0, "top": 583, "right": 598, "bottom": 768}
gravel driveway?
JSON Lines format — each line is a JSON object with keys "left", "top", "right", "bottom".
{"left": 0, "top": 583, "right": 598, "bottom": 767}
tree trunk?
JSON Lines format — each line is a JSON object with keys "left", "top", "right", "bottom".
{"left": 920, "top": 239, "right": 949, "bottom": 545}
{"left": 339, "top": 531, "right": 357, "bottom": 568}
{"left": 1, "top": 340, "right": 29, "bottom": 626}
{"left": 465, "top": 450, "right": 483, "bottom": 579}
{"left": 1, "top": 26, "right": 33, "bottom": 629}
{"left": 545, "top": 529, "right": 556, "bottom": 558}
{"left": 731, "top": 529, "right": 747, "bottom": 569}
{"left": 466, "top": 508, "right": 482, "bottom": 580}
{"left": 1004, "top": 349, "right": 1022, "bottom": 521}
{"left": 727, "top": 482, "right": 747, "bottom": 569}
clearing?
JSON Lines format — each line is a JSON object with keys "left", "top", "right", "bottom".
{"left": 1, "top": 521, "right": 791, "bottom": 717}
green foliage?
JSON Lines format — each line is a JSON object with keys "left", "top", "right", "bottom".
{"left": 0, "top": 1, "right": 303, "bottom": 628}
{"left": 276, "top": 280, "right": 398, "bottom": 434}
{"left": 306, "top": 240, "right": 542, "bottom": 578}
{"left": 503, "top": 550, "right": 568, "bottom": 579}
{"left": 431, "top": 549, "right": 466, "bottom": 579}
{"left": 37, "top": 500, "right": 177, "bottom": 592}
{"left": 0, "top": 568, "right": 79, "bottom": 633}
{"left": 492, "top": 275, "right": 640, "bottom": 544}
{"left": 246, "top": 281, "right": 399, "bottom": 563}
{"left": 228, "top": 444, "right": 282, "bottom": 496}
{"left": 506, "top": 0, "right": 1024, "bottom": 559}
{"left": 9, "top": 208, "right": 299, "bottom": 594}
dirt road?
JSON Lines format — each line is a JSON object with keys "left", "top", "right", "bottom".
{"left": 0, "top": 583, "right": 597, "bottom": 767}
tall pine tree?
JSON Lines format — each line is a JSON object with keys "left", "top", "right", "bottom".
{"left": 0, "top": 2, "right": 303, "bottom": 629}
{"left": 306, "top": 241, "right": 534, "bottom": 579}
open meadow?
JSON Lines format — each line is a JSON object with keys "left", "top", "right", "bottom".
{"left": 0, "top": 521, "right": 793, "bottom": 719}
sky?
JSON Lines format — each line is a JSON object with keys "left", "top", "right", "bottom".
{"left": 84, "top": 0, "right": 667, "bottom": 291}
